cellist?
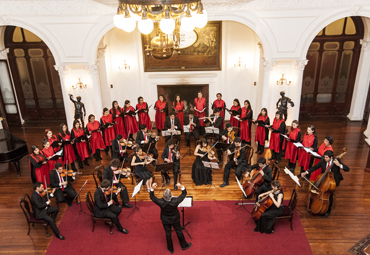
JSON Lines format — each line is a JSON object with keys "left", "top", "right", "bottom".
{"left": 245, "top": 157, "right": 273, "bottom": 201}
{"left": 298, "top": 150, "right": 349, "bottom": 218}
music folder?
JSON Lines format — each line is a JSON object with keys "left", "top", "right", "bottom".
{"left": 205, "top": 127, "right": 219, "bottom": 134}
{"left": 178, "top": 196, "right": 193, "bottom": 208}
{"left": 202, "top": 161, "right": 220, "bottom": 169}
{"left": 50, "top": 140, "right": 62, "bottom": 148}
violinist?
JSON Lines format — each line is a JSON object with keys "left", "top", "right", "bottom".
{"left": 100, "top": 107, "right": 116, "bottom": 156}
{"left": 161, "top": 139, "right": 180, "bottom": 190}
{"left": 204, "top": 109, "right": 223, "bottom": 141}
{"left": 212, "top": 93, "right": 226, "bottom": 129}
{"left": 154, "top": 94, "right": 168, "bottom": 134}
{"left": 110, "top": 100, "right": 127, "bottom": 138}
{"left": 218, "top": 123, "right": 235, "bottom": 163}
{"left": 58, "top": 123, "right": 77, "bottom": 171}
{"left": 245, "top": 157, "right": 273, "bottom": 201}
{"left": 131, "top": 147, "right": 155, "bottom": 192}
{"left": 29, "top": 145, "right": 49, "bottom": 186}
{"left": 103, "top": 159, "right": 132, "bottom": 208}
{"left": 164, "top": 113, "right": 181, "bottom": 144}
{"left": 254, "top": 108, "right": 270, "bottom": 154}
{"left": 268, "top": 111, "right": 286, "bottom": 164}
{"left": 220, "top": 137, "right": 248, "bottom": 187}
{"left": 254, "top": 180, "right": 284, "bottom": 234}
{"left": 135, "top": 124, "right": 159, "bottom": 164}
{"left": 298, "top": 150, "right": 349, "bottom": 218}
{"left": 112, "top": 134, "right": 130, "bottom": 163}
{"left": 284, "top": 120, "right": 301, "bottom": 172}
{"left": 183, "top": 111, "right": 200, "bottom": 147}
{"left": 192, "top": 138, "right": 216, "bottom": 186}
{"left": 136, "top": 96, "right": 152, "bottom": 130}
{"left": 31, "top": 182, "right": 65, "bottom": 240}
{"left": 94, "top": 179, "right": 129, "bottom": 234}
{"left": 194, "top": 91, "right": 206, "bottom": 136}
{"left": 50, "top": 162, "right": 77, "bottom": 207}
{"left": 86, "top": 114, "right": 105, "bottom": 161}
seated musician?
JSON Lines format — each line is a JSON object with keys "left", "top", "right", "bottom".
{"left": 220, "top": 137, "right": 248, "bottom": 187}
{"left": 164, "top": 113, "right": 181, "bottom": 144}
{"left": 161, "top": 139, "right": 181, "bottom": 190}
{"left": 131, "top": 147, "right": 154, "bottom": 192}
{"left": 50, "top": 162, "right": 77, "bottom": 207}
{"left": 112, "top": 134, "right": 130, "bottom": 163}
{"left": 192, "top": 138, "right": 216, "bottom": 186}
{"left": 254, "top": 180, "right": 284, "bottom": 234}
{"left": 135, "top": 124, "right": 159, "bottom": 165}
{"left": 245, "top": 157, "right": 273, "bottom": 201}
{"left": 298, "top": 150, "right": 349, "bottom": 218}
{"left": 94, "top": 179, "right": 129, "bottom": 234}
{"left": 183, "top": 111, "right": 200, "bottom": 147}
{"left": 204, "top": 109, "right": 223, "bottom": 141}
{"left": 103, "top": 159, "right": 132, "bottom": 208}
{"left": 217, "top": 123, "right": 235, "bottom": 163}
{"left": 31, "top": 182, "right": 65, "bottom": 240}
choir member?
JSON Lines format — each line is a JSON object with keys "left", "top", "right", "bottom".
{"left": 29, "top": 145, "right": 49, "bottom": 186}
{"left": 131, "top": 147, "right": 154, "bottom": 192}
{"left": 192, "top": 138, "right": 216, "bottom": 186}
{"left": 284, "top": 120, "right": 301, "bottom": 171}
{"left": 50, "top": 162, "right": 77, "bottom": 207}
{"left": 254, "top": 108, "right": 270, "bottom": 154}
{"left": 164, "top": 113, "right": 181, "bottom": 144}
{"left": 136, "top": 96, "right": 152, "bottom": 130}
{"left": 87, "top": 114, "right": 105, "bottom": 161}
{"left": 123, "top": 100, "right": 139, "bottom": 140}
{"left": 101, "top": 107, "right": 116, "bottom": 155}
{"left": 45, "top": 129, "right": 63, "bottom": 163}
{"left": 212, "top": 93, "right": 226, "bottom": 129}
{"left": 310, "top": 136, "right": 333, "bottom": 181}
{"left": 112, "top": 134, "right": 129, "bottom": 163}
{"left": 173, "top": 94, "right": 184, "bottom": 128}
{"left": 245, "top": 157, "right": 273, "bottom": 201}
{"left": 110, "top": 100, "right": 127, "bottom": 139}
{"left": 183, "top": 111, "right": 200, "bottom": 147}
{"left": 136, "top": 124, "right": 159, "bottom": 163}
{"left": 194, "top": 91, "right": 206, "bottom": 135}
{"left": 161, "top": 139, "right": 180, "bottom": 190}
{"left": 298, "top": 125, "right": 317, "bottom": 173}
{"left": 268, "top": 111, "right": 286, "bottom": 164}
{"left": 204, "top": 109, "right": 223, "bottom": 141}
{"left": 239, "top": 100, "right": 253, "bottom": 146}
{"left": 42, "top": 139, "right": 58, "bottom": 173}
{"left": 70, "top": 120, "right": 89, "bottom": 168}
{"left": 58, "top": 123, "right": 77, "bottom": 170}
{"left": 227, "top": 98, "right": 241, "bottom": 128}
{"left": 154, "top": 94, "right": 168, "bottom": 133}
{"left": 254, "top": 180, "right": 284, "bottom": 234}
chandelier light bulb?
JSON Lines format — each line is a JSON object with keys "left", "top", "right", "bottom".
{"left": 194, "top": 10, "right": 208, "bottom": 28}
{"left": 181, "top": 16, "right": 195, "bottom": 32}
{"left": 138, "top": 19, "right": 154, "bottom": 35}
{"left": 121, "top": 16, "right": 136, "bottom": 32}
{"left": 113, "top": 14, "right": 126, "bottom": 29}
{"left": 160, "top": 18, "right": 175, "bottom": 34}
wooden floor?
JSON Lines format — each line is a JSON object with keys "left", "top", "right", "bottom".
{"left": 1, "top": 117, "right": 369, "bottom": 255}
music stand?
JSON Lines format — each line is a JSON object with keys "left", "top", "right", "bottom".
{"left": 202, "top": 161, "right": 222, "bottom": 195}
{"left": 205, "top": 127, "right": 219, "bottom": 143}
{"left": 73, "top": 180, "right": 88, "bottom": 223}
{"left": 183, "top": 125, "right": 194, "bottom": 156}
{"left": 127, "top": 180, "right": 144, "bottom": 219}
{"left": 154, "top": 162, "right": 174, "bottom": 194}
{"left": 235, "top": 177, "right": 254, "bottom": 219}
{"left": 178, "top": 196, "right": 193, "bottom": 239}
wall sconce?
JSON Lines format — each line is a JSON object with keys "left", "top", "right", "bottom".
{"left": 72, "top": 78, "right": 87, "bottom": 89}
{"left": 277, "top": 74, "right": 291, "bottom": 86}
{"left": 234, "top": 57, "right": 246, "bottom": 68}
{"left": 119, "top": 60, "right": 130, "bottom": 70}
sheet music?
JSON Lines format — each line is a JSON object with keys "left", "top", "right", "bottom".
{"left": 284, "top": 167, "right": 301, "bottom": 186}
{"left": 293, "top": 142, "right": 304, "bottom": 148}
{"left": 236, "top": 176, "right": 248, "bottom": 197}
{"left": 202, "top": 161, "right": 220, "bottom": 169}
{"left": 234, "top": 116, "right": 241, "bottom": 121}
{"left": 87, "top": 135, "right": 91, "bottom": 139}
{"left": 280, "top": 134, "right": 289, "bottom": 139}
{"left": 205, "top": 127, "right": 219, "bottom": 134}
{"left": 54, "top": 149, "right": 63, "bottom": 157}
{"left": 178, "top": 197, "right": 193, "bottom": 208}
{"left": 183, "top": 125, "right": 190, "bottom": 133}
{"left": 132, "top": 180, "right": 143, "bottom": 198}
{"left": 310, "top": 151, "right": 322, "bottom": 158}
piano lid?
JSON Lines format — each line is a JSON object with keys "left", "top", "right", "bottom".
{"left": 0, "top": 129, "right": 28, "bottom": 163}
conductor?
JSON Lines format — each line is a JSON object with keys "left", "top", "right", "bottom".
{"left": 150, "top": 183, "right": 192, "bottom": 254}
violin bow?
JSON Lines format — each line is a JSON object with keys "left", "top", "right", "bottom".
{"left": 201, "top": 141, "right": 219, "bottom": 158}
{"left": 229, "top": 144, "right": 250, "bottom": 155}
{"left": 125, "top": 131, "right": 131, "bottom": 151}
{"left": 44, "top": 175, "right": 50, "bottom": 201}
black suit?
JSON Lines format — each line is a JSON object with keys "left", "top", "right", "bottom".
{"left": 161, "top": 146, "right": 180, "bottom": 186}
{"left": 93, "top": 188, "right": 124, "bottom": 231}
{"left": 164, "top": 117, "right": 181, "bottom": 143}
{"left": 49, "top": 169, "right": 77, "bottom": 205}
{"left": 204, "top": 114, "right": 223, "bottom": 140}
{"left": 183, "top": 116, "right": 200, "bottom": 146}
{"left": 135, "top": 131, "right": 159, "bottom": 159}
{"left": 31, "top": 191, "right": 60, "bottom": 235}
{"left": 223, "top": 144, "right": 249, "bottom": 182}
{"left": 103, "top": 166, "right": 130, "bottom": 204}
{"left": 247, "top": 164, "right": 273, "bottom": 201}
{"left": 150, "top": 188, "right": 189, "bottom": 251}
{"left": 111, "top": 139, "right": 130, "bottom": 163}
{"left": 217, "top": 129, "right": 234, "bottom": 161}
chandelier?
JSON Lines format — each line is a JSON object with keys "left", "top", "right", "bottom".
{"left": 113, "top": 0, "right": 207, "bottom": 59}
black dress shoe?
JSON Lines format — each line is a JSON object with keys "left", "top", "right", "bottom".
{"left": 268, "top": 157, "right": 273, "bottom": 160}
{"left": 182, "top": 243, "right": 192, "bottom": 251}
{"left": 122, "top": 203, "right": 133, "bottom": 208}
{"left": 174, "top": 186, "right": 178, "bottom": 191}
{"left": 220, "top": 182, "right": 229, "bottom": 188}
{"left": 79, "top": 165, "right": 84, "bottom": 169}
{"left": 258, "top": 151, "right": 263, "bottom": 155}
{"left": 67, "top": 203, "right": 72, "bottom": 207}
{"left": 166, "top": 178, "right": 171, "bottom": 185}
{"left": 322, "top": 212, "right": 330, "bottom": 218}
{"left": 167, "top": 248, "right": 174, "bottom": 254}
{"left": 119, "top": 228, "right": 129, "bottom": 234}
{"left": 84, "top": 159, "right": 90, "bottom": 166}
{"left": 105, "top": 221, "right": 115, "bottom": 228}
{"left": 57, "top": 234, "right": 65, "bottom": 240}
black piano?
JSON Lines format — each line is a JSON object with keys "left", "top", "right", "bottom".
{"left": 0, "top": 129, "right": 28, "bottom": 176}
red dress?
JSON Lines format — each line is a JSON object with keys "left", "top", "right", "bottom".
{"left": 310, "top": 143, "right": 333, "bottom": 181}
{"left": 173, "top": 101, "right": 184, "bottom": 128}
{"left": 255, "top": 115, "right": 269, "bottom": 145}
{"left": 298, "top": 133, "right": 316, "bottom": 171}
{"left": 213, "top": 99, "right": 225, "bottom": 129}
{"left": 29, "top": 153, "right": 49, "bottom": 187}
{"left": 42, "top": 146, "right": 58, "bottom": 172}
{"left": 230, "top": 105, "right": 241, "bottom": 127}
{"left": 155, "top": 100, "right": 167, "bottom": 130}
{"left": 110, "top": 107, "right": 127, "bottom": 139}
{"left": 71, "top": 128, "right": 89, "bottom": 161}
{"left": 47, "top": 135, "right": 63, "bottom": 164}
{"left": 240, "top": 108, "right": 252, "bottom": 142}
{"left": 269, "top": 119, "right": 285, "bottom": 153}
{"left": 101, "top": 114, "right": 116, "bottom": 146}
{"left": 194, "top": 97, "right": 206, "bottom": 127}
{"left": 124, "top": 106, "right": 139, "bottom": 135}
{"left": 285, "top": 128, "right": 301, "bottom": 163}
{"left": 87, "top": 121, "right": 105, "bottom": 153}
{"left": 136, "top": 102, "right": 152, "bottom": 130}
{"left": 58, "top": 133, "right": 77, "bottom": 164}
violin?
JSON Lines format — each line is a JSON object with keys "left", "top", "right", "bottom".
{"left": 202, "top": 145, "right": 216, "bottom": 159}
{"left": 234, "top": 146, "right": 241, "bottom": 159}
{"left": 251, "top": 186, "right": 284, "bottom": 220}
{"left": 120, "top": 140, "right": 137, "bottom": 148}
{"left": 60, "top": 169, "right": 82, "bottom": 177}
{"left": 104, "top": 186, "right": 118, "bottom": 196}
{"left": 172, "top": 149, "right": 184, "bottom": 159}
{"left": 41, "top": 186, "right": 54, "bottom": 197}
{"left": 227, "top": 130, "right": 235, "bottom": 143}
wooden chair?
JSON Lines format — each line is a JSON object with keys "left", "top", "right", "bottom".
{"left": 85, "top": 191, "right": 113, "bottom": 235}
{"left": 275, "top": 188, "right": 298, "bottom": 231}
{"left": 271, "top": 162, "right": 280, "bottom": 180}
{"left": 20, "top": 194, "right": 49, "bottom": 237}
{"left": 92, "top": 165, "right": 103, "bottom": 189}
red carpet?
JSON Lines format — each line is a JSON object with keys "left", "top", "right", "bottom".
{"left": 46, "top": 200, "right": 312, "bottom": 255}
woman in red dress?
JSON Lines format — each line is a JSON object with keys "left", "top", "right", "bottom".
{"left": 123, "top": 100, "right": 139, "bottom": 140}
{"left": 254, "top": 108, "right": 270, "bottom": 154}
{"left": 44, "top": 129, "right": 63, "bottom": 164}
{"left": 154, "top": 95, "right": 168, "bottom": 133}
{"left": 42, "top": 139, "right": 58, "bottom": 173}
{"left": 239, "top": 100, "right": 253, "bottom": 145}
{"left": 310, "top": 136, "right": 333, "bottom": 181}
{"left": 101, "top": 107, "right": 116, "bottom": 155}
{"left": 212, "top": 93, "right": 226, "bottom": 129}
{"left": 284, "top": 120, "right": 301, "bottom": 171}
{"left": 29, "top": 145, "right": 49, "bottom": 187}
{"left": 194, "top": 92, "right": 206, "bottom": 135}
{"left": 87, "top": 114, "right": 105, "bottom": 161}
{"left": 110, "top": 101, "right": 127, "bottom": 139}
{"left": 58, "top": 123, "right": 77, "bottom": 170}
{"left": 71, "top": 120, "right": 90, "bottom": 168}
{"left": 268, "top": 111, "right": 286, "bottom": 164}
{"left": 228, "top": 99, "right": 241, "bottom": 128}
{"left": 136, "top": 96, "right": 152, "bottom": 131}
{"left": 298, "top": 125, "right": 317, "bottom": 173}
{"left": 173, "top": 94, "right": 184, "bottom": 129}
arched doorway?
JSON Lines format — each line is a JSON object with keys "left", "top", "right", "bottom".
{"left": 4, "top": 26, "right": 66, "bottom": 124}
{"left": 300, "top": 17, "right": 364, "bottom": 117}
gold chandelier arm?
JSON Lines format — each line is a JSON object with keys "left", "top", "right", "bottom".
{"left": 128, "top": 4, "right": 143, "bottom": 14}
{"left": 188, "top": 2, "right": 199, "bottom": 12}
{"left": 168, "top": 4, "right": 187, "bottom": 14}
{"left": 146, "top": 5, "right": 166, "bottom": 15}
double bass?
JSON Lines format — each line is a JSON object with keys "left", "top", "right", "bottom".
{"left": 306, "top": 148, "right": 347, "bottom": 215}
{"left": 243, "top": 164, "right": 268, "bottom": 196}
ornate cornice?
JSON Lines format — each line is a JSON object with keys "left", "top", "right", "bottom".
{"left": 54, "top": 65, "right": 69, "bottom": 75}
{"left": 294, "top": 59, "right": 309, "bottom": 71}
{"left": 262, "top": 58, "right": 276, "bottom": 71}
{"left": 0, "top": 15, "right": 10, "bottom": 25}
{"left": 85, "top": 64, "right": 98, "bottom": 75}
{"left": 97, "top": 45, "right": 108, "bottom": 58}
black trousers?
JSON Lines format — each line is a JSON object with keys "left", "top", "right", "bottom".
{"left": 185, "top": 131, "right": 200, "bottom": 146}
{"left": 163, "top": 221, "right": 188, "bottom": 251}
{"left": 173, "top": 165, "right": 180, "bottom": 186}
{"left": 116, "top": 182, "right": 130, "bottom": 204}
{"left": 36, "top": 206, "right": 60, "bottom": 235}
{"left": 223, "top": 160, "right": 244, "bottom": 182}
{"left": 165, "top": 135, "right": 181, "bottom": 144}
{"left": 327, "top": 192, "right": 334, "bottom": 214}
{"left": 104, "top": 204, "right": 123, "bottom": 231}
{"left": 54, "top": 187, "right": 77, "bottom": 205}
{"left": 257, "top": 143, "right": 265, "bottom": 153}
{"left": 271, "top": 149, "right": 281, "bottom": 161}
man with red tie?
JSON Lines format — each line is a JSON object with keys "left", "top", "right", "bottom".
{"left": 194, "top": 92, "right": 206, "bottom": 136}
{"left": 49, "top": 162, "right": 77, "bottom": 207}
{"left": 112, "top": 134, "right": 130, "bottom": 163}
{"left": 136, "top": 124, "right": 159, "bottom": 162}
{"left": 212, "top": 93, "right": 226, "bottom": 129}
{"left": 183, "top": 111, "right": 200, "bottom": 147}
{"left": 161, "top": 139, "right": 180, "bottom": 190}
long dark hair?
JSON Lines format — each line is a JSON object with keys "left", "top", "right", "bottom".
{"left": 73, "top": 120, "right": 82, "bottom": 131}
{"left": 275, "top": 111, "right": 283, "bottom": 120}
{"left": 233, "top": 99, "right": 240, "bottom": 107}
{"left": 59, "top": 123, "right": 70, "bottom": 137}
{"left": 244, "top": 100, "right": 251, "bottom": 111}
{"left": 200, "top": 138, "right": 208, "bottom": 147}
{"left": 137, "top": 96, "right": 143, "bottom": 104}
{"left": 88, "top": 114, "right": 95, "bottom": 122}
{"left": 158, "top": 94, "right": 166, "bottom": 102}
{"left": 258, "top": 108, "right": 268, "bottom": 119}
{"left": 307, "top": 125, "right": 316, "bottom": 135}
{"left": 174, "top": 94, "right": 181, "bottom": 103}
{"left": 111, "top": 100, "right": 122, "bottom": 119}
{"left": 124, "top": 100, "right": 130, "bottom": 113}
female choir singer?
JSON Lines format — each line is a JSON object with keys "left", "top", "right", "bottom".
{"left": 194, "top": 92, "right": 206, "bottom": 135}
{"left": 131, "top": 147, "right": 154, "bottom": 192}
{"left": 87, "top": 114, "right": 105, "bottom": 161}
{"left": 136, "top": 96, "right": 152, "bottom": 131}
{"left": 123, "top": 100, "right": 139, "bottom": 139}
{"left": 101, "top": 108, "right": 116, "bottom": 155}
{"left": 310, "top": 136, "right": 333, "bottom": 181}
{"left": 298, "top": 125, "right": 317, "bottom": 173}
{"left": 254, "top": 108, "right": 270, "bottom": 154}
{"left": 240, "top": 100, "right": 253, "bottom": 145}
{"left": 110, "top": 100, "right": 127, "bottom": 139}
{"left": 58, "top": 123, "right": 77, "bottom": 170}
{"left": 228, "top": 99, "right": 241, "bottom": 128}
{"left": 29, "top": 145, "right": 48, "bottom": 187}
{"left": 42, "top": 139, "right": 58, "bottom": 173}
{"left": 154, "top": 95, "right": 168, "bottom": 133}
{"left": 268, "top": 111, "right": 286, "bottom": 164}
{"left": 173, "top": 94, "right": 184, "bottom": 129}
{"left": 71, "top": 120, "right": 89, "bottom": 168}
{"left": 284, "top": 120, "right": 301, "bottom": 171}
{"left": 192, "top": 138, "right": 216, "bottom": 186}
{"left": 44, "top": 129, "right": 62, "bottom": 163}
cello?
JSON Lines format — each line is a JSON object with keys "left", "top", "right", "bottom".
{"left": 243, "top": 164, "right": 268, "bottom": 196}
{"left": 251, "top": 186, "right": 284, "bottom": 220}
{"left": 305, "top": 148, "right": 347, "bottom": 215}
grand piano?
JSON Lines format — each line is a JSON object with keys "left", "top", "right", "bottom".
{"left": 0, "top": 129, "right": 28, "bottom": 176}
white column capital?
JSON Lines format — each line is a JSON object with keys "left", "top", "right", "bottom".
{"left": 294, "top": 59, "right": 309, "bottom": 71}
{"left": 0, "top": 48, "right": 9, "bottom": 59}
{"left": 262, "top": 58, "right": 276, "bottom": 71}
{"left": 360, "top": 40, "right": 370, "bottom": 52}
{"left": 97, "top": 45, "right": 108, "bottom": 58}
{"left": 54, "top": 65, "right": 69, "bottom": 75}
{"left": 85, "top": 64, "right": 98, "bottom": 75}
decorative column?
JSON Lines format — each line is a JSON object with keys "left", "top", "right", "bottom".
{"left": 260, "top": 59, "right": 276, "bottom": 114}
{"left": 292, "top": 59, "right": 309, "bottom": 121}
{"left": 85, "top": 64, "right": 103, "bottom": 117}
{"left": 97, "top": 46, "right": 111, "bottom": 108}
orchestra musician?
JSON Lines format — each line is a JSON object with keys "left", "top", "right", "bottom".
{"left": 310, "top": 136, "right": 334, "bottom": 181}
{"left": 136, "top": 96, "right": 152, "bottom": 130}
{"left": 245, "top": 157, "right": 273, "bottom": 201}
{"left": 298, "top": 150, "right": 349, "bottom": 218}
{"left": 154, "top": 94, "right": 168, "bottom": 134}
{"left": 58, "top": 123, "right": 77, "bottom": 170}
{"left": 183, "top": 111, "right": 200, "bottom": 147}
{"left": 194, "top": 91, "right": 206, "bottom": 136}
{"left": 161, "top": 139, "right": 180, "bottom": 190}
{"left": 173, "top": 94, "right": 184, "bottom": 128}
{"left": 110, "top": 100, "right": 127, "bottom": 139}
{"left": 239, "top": 100, "right": 253, "bottom": 146}
{"left": 123, "top": 100, "right": 139, "bottom": 140}
{"left": 254, "top": 108, "right": 270, "bottom": 155}
{"left": 103, "top": 159, "right": 132, "bottom": 208}
{"left": 49, "top": 162, "right": 77, "bottom": 207}
{"left": 268, "top": 111, "right": 286, "bottom": 164}
{"left": 192, "top": 138, "right": 216, "bottom": 186}
{"left": 212, "top": 93, "right": 226, "bottom": 129}
{"left": 163, "top": 113, "right": 181, "bottom": 144}
{"left": 101, "top": 107, "right": 116, "bottom": 155}
{"left": 298, "top": 125, "right": 317, "bottom": 174}
{"left": 220, "top": 137, "right": 248, "bottom": 187}
{"left": 131, "top": 147, "right": 155, "bottom": 192}
{"left": 217, "top": 123, "right": 235, "bottom": 163}
{"left": 112, "top": 134, "right": 130, "bottom": 163}
{"left": 86, "top": 114, "right": 105, "bottom": 161}
{"left": 204, "top": 109, "right": 223, "bottom": 141}
{"left": 29, "top": 145, "right": 49, "bottom": 186}
{"left": 227, "top": 99, "right": 241, "bottom": 128}
{"left": 136, "top": 124, "right": 159, "bottom": 164}
{"left": 31, "top": 182, "right": 65, "bottom": 240}
{"left": 70, "top": 120, "right": 90, "bottom": 168}
{"left": 284, "top": 120, "right": 301, "bottom": 171}
{"left": 94, "top": 179, "right": 129, "bottom": 234}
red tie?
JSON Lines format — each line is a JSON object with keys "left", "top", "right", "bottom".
{"left": 39, "top": 193, "right": 44, "bottom": 200}
{"left": 169, "top": 149, "right": 172, "bottom": 163}
{"left": 326, "top": 162, "right": 330, "bottom": 170}
{"left": 59, "top": 174, "right": 64, "bottom": 191}
{"left": 112, "top": 170, "right": 117, "bottom": 185}
{"left": 190, "top": 119, "right": 193, "bottom": 132}
{"left": 144, "top": 132, "right": 147, "bottom": 141}
{"left": 104, "top": 193, "right": 108, "bottom": 202}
